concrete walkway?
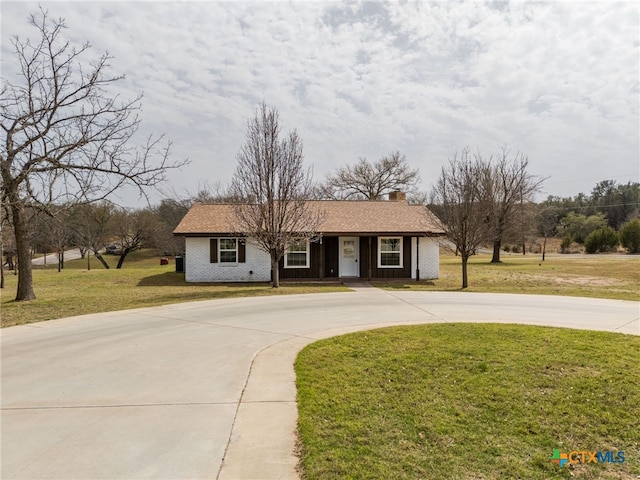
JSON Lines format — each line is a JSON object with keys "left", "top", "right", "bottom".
{"left": 1, "top": 288, "right": 638, "bottom": 479}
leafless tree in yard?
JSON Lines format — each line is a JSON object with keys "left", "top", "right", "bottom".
{"left": 432, "top": 149, "right": 491, "bottom": 288}
{"left": 0, "top": 9, "right": 187, "bottom": 300}
{"left": 317, "top": 151, "right": 420, "bottom": 200}
{"left": 485, "top": 146, "right": 545, "bottom": 263}
{"left": 112, "top": 208, "right": 162, "bottom": 269}
{"left": 68, "top": 202, "right": 117, "bottom": 269}
{"left": 229, "top": 102, "right": 323, "bottom": 288}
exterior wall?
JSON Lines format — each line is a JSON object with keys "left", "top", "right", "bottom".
{"left": 323, "top": 237, "right": 339, "bottom": 278}
{"left": 279, "top": 242, "right": 322, "bottom": 279}
{"left": 184, "top": 235, "right": 440, "bottom": 282}
{"left": 359, "top": 236, "right": 412, "bottom": 279}
{"left": 411, "top": 237, "right": 440, "bottom": 280}
{"left": 184, "top": 237, "right": 271, "bottom": 282}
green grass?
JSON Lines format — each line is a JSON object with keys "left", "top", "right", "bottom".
{"left": 1, "top": 250, "right": 638, "bottom": 327}
{"left": 0, "top": 250, "right": 348, "bottom": 327}
{"left": 296, "top": 324, "right": 640, "bottom": 480}
{"left": 375, "top": 252, "right": 640, "bottom": 301}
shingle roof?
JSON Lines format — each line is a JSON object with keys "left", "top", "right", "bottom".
{"left": 173, "top": 200, "right": 445, "bottom": 236}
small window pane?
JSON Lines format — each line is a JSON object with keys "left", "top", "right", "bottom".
{"left": 289, "top": 241, "right": 306, "bottom": 252}
{"left": 381, "top": 238, "right": 400, "bottom": 252}
{"left": 220, "top": 251, "right": 237, "bottom": 263}
{"left": 380, "top": 252, "right": 401, "bottom": 266}
{"left": 219, "top": 239, "right": 236, "bottom": 250}
{"left": 287, "top": 253, "right": 307, "bottom": 266}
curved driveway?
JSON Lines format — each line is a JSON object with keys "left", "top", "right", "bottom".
{"left": 1, "top": 287, "right": 638, "bottom": 479}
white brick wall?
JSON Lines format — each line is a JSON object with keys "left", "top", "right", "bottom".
{"left": 411, "top": 237, "right": 440, "bottom": 280}
{"left": 184, "top": 237, "right": 272, "bottom": 282}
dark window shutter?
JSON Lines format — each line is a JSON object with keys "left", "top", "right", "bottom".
{"left": 238, "top": 239, "right": 246, "bottom": 263}
{"left": 210, "top": 239, "right": 218, "bottom": 263}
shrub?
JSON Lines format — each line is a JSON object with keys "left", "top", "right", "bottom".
{"left": 584, "top": 227, "right": 619, "bottom": 254}
{"left": 620, "top": 218, "right": 640, "bottom": 253}
{"left": 561, "top": 212, "right": 607, "bottom": 244}
{"left": 503, "top": 245, "right": 511, "bottom": 252}
{"left": 560, "top": 235, "right": 573, "bottom": 253}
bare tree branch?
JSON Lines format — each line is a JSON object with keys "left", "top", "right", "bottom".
{"left": 431, "top": 148, "right": 491, "bottom": 288}
{"left": 1, "top": 8, "right": 188, "bottom": 300}
{"left": 229, "top": 102, "right": 323, "bottom": 287}
{"left": 485, "top": 145, "right": 547, "bottom": 262}
{"left": 318, "top": 151, "right": 420, "bottom": 200}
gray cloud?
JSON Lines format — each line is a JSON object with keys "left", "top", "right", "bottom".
{"left": 2, "top": 0, "right": 638, "bottom": 205}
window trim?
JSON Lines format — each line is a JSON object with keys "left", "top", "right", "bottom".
{"left": 218, "top": 238, "right": 238, "bottom": 264}
{"left": 378, "top": 236, "right": 403, "bottom": 268}
{"left": 284, "top": 238, "right": 310, "bottom": 269}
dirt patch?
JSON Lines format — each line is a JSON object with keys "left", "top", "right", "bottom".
{"left": 552, "top": 276, "right": 622, "bottom": 286}
{"left": 513, "top": 273, "right": 623, "bottom": 287}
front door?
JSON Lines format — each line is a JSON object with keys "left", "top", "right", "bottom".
{"left": 339, "top": 237, "right": 359, "bottom": 277}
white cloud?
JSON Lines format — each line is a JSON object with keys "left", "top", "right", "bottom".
{"left": 2, "top": 0, "right": 638, "bottom": 205}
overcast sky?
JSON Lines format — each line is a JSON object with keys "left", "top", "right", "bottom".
{"left": 2, "top": 1, "right": 639, "bottom": 206}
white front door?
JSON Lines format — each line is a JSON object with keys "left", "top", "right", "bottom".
{"left": 339, "top": 237, "right": 359, "bottom": 277}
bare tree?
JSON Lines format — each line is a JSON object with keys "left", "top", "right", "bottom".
{"left": 68, "top": 202, "right": 116, "bottom": 269}
{"left": 485, "top": 146, "right": 545, "bottom": 263}
{"left": 432, "top": 149, "right": 491, "bottom": 288}
{"left": 112, "top": 208, "right": 161, "bottom": 269}
{"left": 536, "top": 206, "right": 560, "bottom": 261}
{"left": 38, "top": 208, "right": 72, "bottom": 272}
{"left": 1, "top": 9, "right": 187, "bottom": 300}
{"left": 229, "top": 102, "right": 323, "bottom": 288}
{"left": 318, "top": 151, "right": 420, "bottom": 200}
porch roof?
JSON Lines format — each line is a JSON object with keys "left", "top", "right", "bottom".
{"left": 173, "top": 200, "right": 445, "bottom": 236}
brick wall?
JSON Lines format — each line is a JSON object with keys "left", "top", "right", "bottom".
{"left": 184, "top": 237, "right": 272, "bottom": 282}
{"left": 411, "top": 237, "right": 440, "bottom": 280}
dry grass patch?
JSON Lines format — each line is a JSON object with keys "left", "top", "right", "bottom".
{"left": 376, "top": 252, "right": 640, "bottom": 301}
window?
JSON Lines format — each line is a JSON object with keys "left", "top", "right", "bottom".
{"left": 285, "top": 239, "right": 310, "bottom": 268}
{"left": 379, "top": 237, "right": 402, "bottom": 267}
{"left": 219, "top": 238, "right": 237, "bottom": 263}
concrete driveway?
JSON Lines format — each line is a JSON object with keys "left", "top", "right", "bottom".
{"left": 2, "top": 288, "right": 638, "bottom": 479}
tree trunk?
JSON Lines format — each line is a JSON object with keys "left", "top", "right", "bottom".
{"left": 0, "top": 242, "right": 4, "bottom": 289}
{"left": 93, "top": 249, "right": 110, "bottom": 269}
{"left": 461, "top": 253, "right": 469, "bottom": 289}
{"left": 491, "top": 240, "right": 502, "bottom": 263}
{"left": 116, "top": 249, "right": 131, "bottom": 269}
{"left": 11, "top": 203, "right": 36, "bottom": 301}
{"left": 271, "top": 251, "right": 280, "bottom": 288}
{"left": 542, "top": 236, "right": 547, "bottom": 262}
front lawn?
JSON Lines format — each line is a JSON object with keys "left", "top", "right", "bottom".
{"left": 0, "top": 250, "right": 348, "bottom": 327}
{"left": 296, "top": 324, "right": 640, "bottom": 479}
{"left": 375, "top": 252, "right": 640, "bottom": 301}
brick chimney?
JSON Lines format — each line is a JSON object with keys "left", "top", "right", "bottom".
{"left": 388, "top": 191, "right": 406, "bottom": 201}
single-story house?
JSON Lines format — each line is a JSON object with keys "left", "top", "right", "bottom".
{"left": 173, "top": 192, "right": 445, "bottom": 282}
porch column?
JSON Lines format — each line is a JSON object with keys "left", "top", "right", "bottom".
{"left": 319, "top": 238, "right": 324, "bottom": 280}
{"left": 368, "top": 236, "right": 372, "bottom": 281}
{"left": 416, "top": 236, "right": 420, "bottom": 282}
